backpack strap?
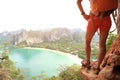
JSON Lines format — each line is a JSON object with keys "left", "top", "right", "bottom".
{"left": 110, "top": 10, "right": 117, "bottom": 33}
{"left": 98, "top": 9, "right": 115, "bottom": 18}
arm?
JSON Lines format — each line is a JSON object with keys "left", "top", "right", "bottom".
{"left": 77, "top": 0, "right": 85, "bottom": 15}
{"left": 77, "top": 0, "right": 90, "bottom": 20}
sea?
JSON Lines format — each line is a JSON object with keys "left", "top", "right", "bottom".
{"left": 9, "top": 47, "right": 81, "bottom": 79}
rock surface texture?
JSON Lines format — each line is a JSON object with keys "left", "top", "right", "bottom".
{"left": 80, "top": 35, "right": 120, "bottom": 80}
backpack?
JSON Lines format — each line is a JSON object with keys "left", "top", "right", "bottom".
{"left": 90, "top": 0, "right": 118, "bottom": 16}
{"left": 90, "top": 0, "right": 118, "bottom": 33}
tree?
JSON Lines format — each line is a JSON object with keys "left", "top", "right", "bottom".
{"left": 117, "top": 0, "right": 120, "bottom": 34}
{"left": 106, "top": 33, "right": 117, "bottom": 51}
{"left": 0, "top": 42, "right": 25, "bottom": 80}
{"left": 59, "top": 64, "right": 83, "bottom": 80}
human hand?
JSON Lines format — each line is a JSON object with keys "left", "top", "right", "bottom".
{"left": 82, "top": 14, "right": 90, "bottom": 20}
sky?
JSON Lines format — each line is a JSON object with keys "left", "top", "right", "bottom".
{"left": 0, "top": 0, "right": 116, "bottom": 32}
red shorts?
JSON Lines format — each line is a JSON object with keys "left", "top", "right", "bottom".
{"left": 87, "top": 16, "right": 112, "bottom": 31}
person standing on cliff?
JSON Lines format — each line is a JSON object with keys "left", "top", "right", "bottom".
{"left": 76, "top": 0, "right": 116, "bottom": 74}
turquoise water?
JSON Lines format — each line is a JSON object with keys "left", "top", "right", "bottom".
{"left": 9, "top": 48, "right": 81, "bottom": 78}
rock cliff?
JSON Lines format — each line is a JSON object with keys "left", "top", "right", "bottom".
{"left": 80, "top": 35, "right": 120, "bottom": 80}
{"left": 0, "top": 28, "right": 87, "bottom": 45}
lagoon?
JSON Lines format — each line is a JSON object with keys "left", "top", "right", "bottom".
{"left": 9, "top": 47, "right": 82, "bottom": 78}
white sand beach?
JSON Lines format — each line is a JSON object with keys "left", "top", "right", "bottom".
{"left": 24, "top": 47, "right": 82, "bottom": 65}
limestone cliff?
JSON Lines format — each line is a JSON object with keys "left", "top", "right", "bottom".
{"left": 0, "top": 28, "right": 86, "bottom": 45}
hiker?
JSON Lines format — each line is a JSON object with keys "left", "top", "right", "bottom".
{"left": 77, "top": 0, "right": 117, "bottom": 74}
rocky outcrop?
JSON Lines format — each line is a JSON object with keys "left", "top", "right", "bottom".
{"left": 0, "top": 68, "right": 12, "bottom": 80}
{"left": 80, "top": 35, "right": 120, "bottom": 80}
{"left": 0, "top": 28, "right": 87, "bottom": 45}
{"left": 98, "top": 34, "right": 120, "bottom": 80}
{"left": 80, "top": 64, "right": 97, "bottom": 80}
{"left": 17, "top": 30, "right": 44, "bottom": 44}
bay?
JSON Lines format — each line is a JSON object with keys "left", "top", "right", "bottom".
{"left": 9, "top": 47, "right": 82, "bottom": 78}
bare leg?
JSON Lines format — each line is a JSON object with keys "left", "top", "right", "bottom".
{"left": 85, "top": 30, "right": 96, "bottom": 62}
{"left": 97, "top": 30, "right": 109, "bottom": 69}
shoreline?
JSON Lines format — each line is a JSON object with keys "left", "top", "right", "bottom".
{"left": 24, "top": 47, "right": 82, "bottom": 65}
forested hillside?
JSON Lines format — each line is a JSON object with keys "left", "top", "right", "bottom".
{"left": 0, "top": 28, "right": 99, "bottom": 59}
